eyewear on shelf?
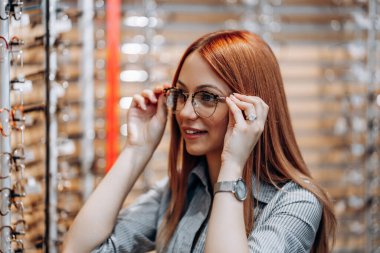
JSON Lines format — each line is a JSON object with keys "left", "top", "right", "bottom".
{"left": 0, "top": 106, "right": 26, "bottom": 136}
{"left": 0, "top": 0, "right": 23, "bottom": 21}
{"left": 54, "top": 37, "right": 83, "bottom": 49}
{"left": 22, "top": 103, "right": 45, "bottom": 113}
{"left": 11, "top": 104, "right": 25, "bottom": 132}
{"left": 12, "top": 0, "right": 23, "bottom": 21}
{"left": 0, "top": 146, "right": 26, "bottom": 181}
{"left": 11, "top": 203, "right": 26, "bottom": 240}
{"left": 0, "top": 35, "right": 9, "bottom": 48}
{"left": 56, "top": 7, "right": 83, "bottom": 21}
{"left": 163, "top": 87, "right": 227, "bottom": 118}
{"left": 0, "top": 186, "right": 26, "bottom": 217}
{"left": 23, "top": 69, "right": 45, "bottom": 81}
{"left": 11, "top": 200, "right": 25, "bottom": 221}
{"left": 0, "top": 35, "right": 9, "bottom": 62}
{"left": 23, "top": 34, "right": 44, "bottom": 49}
{"left": 10, "top": 79, "right": 32, "bottom": 99}
{"left": 12, "top": 146, "right": 26, "bottom": 178}
{"left": 0, "top": 108, "right": 12, "bottom": 137}
{"left": 10, "top": 39, "right": 24, "bottom": 82}
{"left": 21, "top": 34, "right": 81, "bottom": 50}
{"left": 12, "top": 220, "right": 26, "bottom": 237}
{"left": 11, "top": 238, "right": 25, "bottom": 253}
{"left": 0, "top": 36, "right": 25, "bottom": 81}
{"left": 57, "top": 207, "right": 78, "bottom": 218}
{"left": 0, "top": 226, "right": 25, "bottom": 253}
{"left": 9, "top": 36, "right": 24, "bottom": 49}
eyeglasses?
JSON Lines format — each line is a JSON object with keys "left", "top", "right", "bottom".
{"left": 10, "top": 36, "right": 24, "bottom": 82}
{"left": 0, "top": 106, "right": 26, "bottom": 137}
{"left": 0, "top": 0, "right": 24, "bottom": 21}
{"left": 0, "top": 0, "right": 23, "bottom": 21}
{"left": 163, "top": 87, "right": 227, "bottom": 118}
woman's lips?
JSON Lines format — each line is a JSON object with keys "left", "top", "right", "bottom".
{"left": 182, "top": 127, "right": 208, "bottom": 140}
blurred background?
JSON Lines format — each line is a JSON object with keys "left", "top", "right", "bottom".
{"left": 0, "top": 0, "right": 379, "bottom": 252}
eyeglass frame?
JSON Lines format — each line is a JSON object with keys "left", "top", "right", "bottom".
{"left": 0, "top": 106, "right": 26, "bottom": 137}
{"left": 0, "top": 1, "right": 23, "bottom": 21}
{"left": 10, "top": 37, "right": 24, "bottom": 81}
{"left": 0, "top": 186, "right": 26, "bottom": 216}
{"left": 0, "top": 146, "right": 26, "bottom": 181}
{"left": 163, "top": 87, "right": 227, "bottom": 118}
{"left": 0, "top": 36, "right": 9, "bottom": 63}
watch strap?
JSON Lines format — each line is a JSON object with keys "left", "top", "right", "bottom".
{"left": 213, "top": 181, "right": 235, "bottom": 195}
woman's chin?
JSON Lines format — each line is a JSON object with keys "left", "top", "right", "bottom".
{"left": 185, "top": 145, "right": 205, "bottom": 156}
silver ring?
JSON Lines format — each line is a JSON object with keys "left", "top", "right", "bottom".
{"left": 246, "top": 113, "right": 256, "bottom": 121}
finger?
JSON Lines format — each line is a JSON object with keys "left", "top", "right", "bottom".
{"left": 233, "top": 93, "right": 263, "bottom": 108}
{"left": 156, "top": 90, "right": 168, "bottom": 120}
{"left": 152, "top": 84, "right": 171, "bottom": 119}
{"left": 225, "top": 96, "right": 245, "bottom": 125}
{"left": 233, "top": 94, "right": 268, "bottom": 121}
{"left": 141, "top": 89, "right": 158, "bottom": 103}
{"left": 153, "top": 84, "right": 172, "bottom": 106}
{"left": 249, "top": 97, "right": 269, "bottom": 122}
{"left": 227, "top": 108, "right": 233, "bottom": 126}
{"left": 230, "top": 94, "right": 257, "bottom": 122}
{"left": 153, "top": 83, "right": 172, "bottom": 94}
{"left": 132, "top": 94, "right": 147, "bottom": 110}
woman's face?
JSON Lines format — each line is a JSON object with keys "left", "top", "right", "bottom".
{"left": 175, "top": 51, "right": 232, "bottom": 158}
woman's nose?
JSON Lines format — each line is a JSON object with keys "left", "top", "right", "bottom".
{"left": 178, "top": 97, "right": 198, "bottom": 120}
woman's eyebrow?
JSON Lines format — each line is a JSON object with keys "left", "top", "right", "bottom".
{"left": 177, "top": 80, "right": 224, "bottom": 94}
{"left": 197, "top": 84, "right": 224, "bottom": 94}
{"left": 177, "top": 79, "right": 187, "bottom": 88}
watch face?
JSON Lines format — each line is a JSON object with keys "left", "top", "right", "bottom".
{"left": 234, "top": 179, "right": 247, "bottom": 201}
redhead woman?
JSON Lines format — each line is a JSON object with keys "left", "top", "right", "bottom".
{"left": 63, "top": 30, "right": 336, "bottom": 253}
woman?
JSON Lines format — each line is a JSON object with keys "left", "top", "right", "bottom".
{"left": 63, "top": 30, "right": 336, "bottom": 253}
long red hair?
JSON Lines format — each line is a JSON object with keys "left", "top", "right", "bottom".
{"left": 157, "top": 30, "right": 336, "bottom": 253}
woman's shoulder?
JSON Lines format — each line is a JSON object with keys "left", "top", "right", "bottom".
{"left": 249, "top": 179, "right": 323, "bottom": 252}
{"left": 254, "top": 178, "right": 323, "bottom": 224}
{"left": 277, "top": 180, "right": 323, "bottom": 222}
{"left": 280, "top": 179, "right": 321, "bottom": 204}
{"left": 252, "top": 178, "right": 323, "bottom": 239}
{"left": 253, "top": 176, "right": 321, "bottom": 206}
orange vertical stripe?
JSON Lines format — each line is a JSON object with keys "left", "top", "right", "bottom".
{"left": 105, "top": 0, "right": 121, "bottom": 172}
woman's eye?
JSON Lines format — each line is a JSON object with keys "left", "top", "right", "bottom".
{"left": 200, "top": 92, "right": 216, "bottom": 102}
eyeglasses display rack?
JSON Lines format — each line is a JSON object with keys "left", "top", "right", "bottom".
{"left": 1, "top": 0, "right": 96, "bottom": 252}
{"left": 45, "top": 0, "right": 96, "bottom": 251}
{"left": 0, "top": 0, "right": 13, "bottom": 251}
{"left": 78, "top": 0, "right": 95, "bottom": 202}
{"left": 365, "top": 0, "right": 379, "bottom": 251}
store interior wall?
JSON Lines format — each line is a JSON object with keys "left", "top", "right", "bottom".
{"left": 0, "top": 0, "right": 379, "bottom": 252}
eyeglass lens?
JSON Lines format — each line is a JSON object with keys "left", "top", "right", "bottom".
{"left": 165, "top": 89, "right": 218, "bottom": 118}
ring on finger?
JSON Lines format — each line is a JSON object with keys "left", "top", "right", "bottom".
{"left": 245, "top": 113, "right": 257, "bottom": 122}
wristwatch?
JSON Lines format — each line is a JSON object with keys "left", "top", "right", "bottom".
{"left": 213, "top": 178, "right": 247, "bottom": 201}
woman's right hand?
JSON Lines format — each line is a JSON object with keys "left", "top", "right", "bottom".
{"left": 125, "top": 84, "right": 171, "bottom": 152}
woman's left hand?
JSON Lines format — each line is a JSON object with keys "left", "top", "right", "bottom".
{"left": 221, "top": 93, "right": 269, "bottom": 174}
